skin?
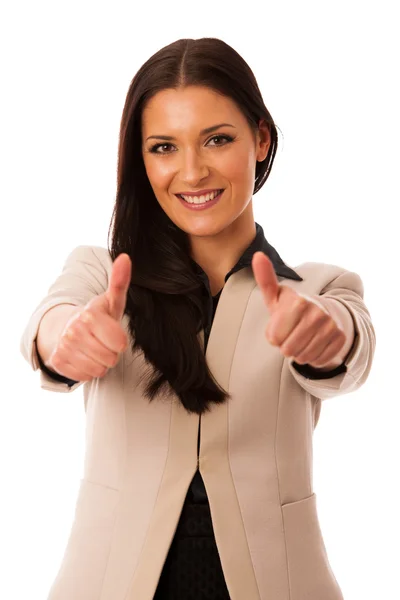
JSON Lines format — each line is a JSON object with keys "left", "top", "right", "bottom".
{"left": 141, "top": 85, "right": 354, "bottom": 370}
{"left": 141, "top": 85, "right": 270, "bottom": 295}
{"left": 252, "top": 252, "right": 351, "bottom": 370}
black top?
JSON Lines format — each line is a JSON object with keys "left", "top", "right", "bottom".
{"left": 38, "top": 222, "right": 347, "bottom": 505}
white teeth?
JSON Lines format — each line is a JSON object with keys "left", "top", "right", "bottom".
{"left": 181, "top": 190, "right": 221, "bottom": 204}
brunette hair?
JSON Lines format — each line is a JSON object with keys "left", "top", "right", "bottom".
{"left": 107, "top": 37, "right": 279, "bottom": 415}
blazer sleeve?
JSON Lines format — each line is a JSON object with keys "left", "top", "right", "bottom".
{"left": 287, "top": 266, "right": 376, "bottom": 400}
{"left": 36, "top": 342, "right": 80, "bottom": 387}
{"left": 19, "top": 245, "right": 109, "bottom": 393}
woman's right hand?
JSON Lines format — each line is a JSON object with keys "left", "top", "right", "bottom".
{"left": 46, "top": 253, "right": 132, "bottom": 382}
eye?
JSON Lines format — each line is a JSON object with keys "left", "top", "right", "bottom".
{"left": 149, "top": 143, "right": 175, "bottom": 155}
{"left": 148, "top": 134, "right": 234, "bottom": 155}
{"left": 206, "top": 134, "right": 234, "bottom": 146}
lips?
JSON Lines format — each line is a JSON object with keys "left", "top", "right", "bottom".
{"left": 177, "top": 189, "right": 224, "bottom": 210}
{"left": 176, "top": 188, "right": 223, "bottom": 197}
{"left": 176, "top": 190, "right": 224, "bottom": 204}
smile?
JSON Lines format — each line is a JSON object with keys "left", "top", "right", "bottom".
{"left": 176, "top": 189, "right": 224, "bottom": 210}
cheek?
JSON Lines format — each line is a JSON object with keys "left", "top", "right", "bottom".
{"left": 144, "top": 159, "right": 173, "bottom": 191}
{"left": 222, "top": 152, "right": 255, "bottom": 188}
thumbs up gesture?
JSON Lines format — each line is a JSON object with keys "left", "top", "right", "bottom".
{"left": 251, "top": 252, "right": 347, "bottom": 368}
{"left": 48, "top": 253, "right": 132, "bottom": 382}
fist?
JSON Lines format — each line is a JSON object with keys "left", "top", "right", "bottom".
{"left": 251, "top": 252, "right": 347, "bottom": 368}
{"left": 47, "top": 253, "right": 132, "bottom": 382}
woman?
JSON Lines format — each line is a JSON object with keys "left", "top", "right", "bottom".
{"left": 20, "top": 37, "right": 375, "bottom": 600}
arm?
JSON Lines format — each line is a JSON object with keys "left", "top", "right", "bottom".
{"left": 287, "top": 265, "right": 376, "bottom": 397}
{"left": 20, "top": 245, "right": 110, "bottom": 393}
{"left": 35, "top": 304, "right": 83, "bottom": 386}
{"left": 36, "top": 304, "right": 82, "bottom": 368}
{"left": 291, "top": 295, "right": 356, "bottom": 376}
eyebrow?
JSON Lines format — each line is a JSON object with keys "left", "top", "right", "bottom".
{"left": 145, "top": 123, "right": 236, "bottom": 142}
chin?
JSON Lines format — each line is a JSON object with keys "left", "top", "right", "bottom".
{"left": 187, "top": 221, "right": 229, "bottom": 237}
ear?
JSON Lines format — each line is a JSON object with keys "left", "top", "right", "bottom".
{"left": 255, "top": 119, "right": 271, "bottom": 162}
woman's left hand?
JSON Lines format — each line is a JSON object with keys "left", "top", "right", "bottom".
{"left": 251, "top": 251, "right": 347, "bottom": 368}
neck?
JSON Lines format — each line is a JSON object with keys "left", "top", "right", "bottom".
{"left": 189, "top": 208, "right": 257, "bottom": 293}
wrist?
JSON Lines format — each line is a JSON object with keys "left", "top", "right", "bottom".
{"left": 310, "top": 296, "right": 355, "bottom": 368}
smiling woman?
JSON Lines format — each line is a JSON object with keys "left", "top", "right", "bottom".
{"left": 112, "top": 37, "right": 278, "bottom": 418}
{"left": 141, "top": 86, "right": 270, "bottom": 236}
{"left": 21, "top": 35, "right": 375, "bottom": 600}
{"left": 107, "top": 39, "right": 284, "bottom": 598}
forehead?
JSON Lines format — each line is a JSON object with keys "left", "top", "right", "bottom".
{"left": 141, "top": 86, "right": 244, "bottom": 133}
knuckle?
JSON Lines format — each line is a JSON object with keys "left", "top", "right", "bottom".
{"left": 294, "top": 296, "right": 308, "bottom": 310}
{"left": 314, "top": 310, "right": 329, "bottom": 326}
{"left": 94, "top": 365, "right": 107, "bottom": 378}
{"left": 64, "top": 326, "right": 77, "bottom": 341}
{"left": 269, "top": 334, "right": 279, "bottom": 346}
{"left": 326, "top": 314, "right": 335, "bottom": 326}
{"left": 117, "top": 333, "right": 128, "bottom": 352}
{"left": 80, "top": 309, "right": 94, "bottom": 325}
{"left": 74, "top": 317, "right": 88, "bottom": 332}
{"left": 327, "top": 318, "right": 339, "bottom": 334}
{"left": 61, "top": 335, "right": 78, "bottom": 354}
{"left": 66, "top": 318, "right": 86, "bottom": 339}
{"left": 108, "top": 354, "right": 118, "bottom": 367}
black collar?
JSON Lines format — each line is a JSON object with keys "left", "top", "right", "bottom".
{"left": 191, "top": 222, "right": 303, "bottom": 297}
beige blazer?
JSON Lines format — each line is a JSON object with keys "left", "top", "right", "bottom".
{"left": 20, "top": 245, "right": 376, "bottom": 600}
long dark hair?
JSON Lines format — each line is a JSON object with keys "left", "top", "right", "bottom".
{"left": 107, "top": 37, "right": 280, "bottom": 415}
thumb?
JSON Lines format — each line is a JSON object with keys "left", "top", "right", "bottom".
{"left": 106, "top": 253, "right": 132, "bottom": 321}
{"left": 252, "top": 251, "right": 281, "bottom": 313}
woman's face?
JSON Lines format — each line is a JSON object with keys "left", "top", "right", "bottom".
{"left": 141, "top": 85, "right": 270, "bottom": 239}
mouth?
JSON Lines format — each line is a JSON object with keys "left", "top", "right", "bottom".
{"left": 176, "top": 189, "right": 224, "bottom": 210}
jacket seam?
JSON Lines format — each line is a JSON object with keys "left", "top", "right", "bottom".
{"left": 124, "top": 398, "right": 174, "bottom": 599}
{"left": 277, "top": 360, "right": 292, "bottom": 599}
{"left": 82, "top": 479, "right": 120, "bottom": 493}
{"left": 226, "top": 282, "right": 262, "bottom": 599}
{"left": 100, "top": 347, "right": 128, "bottom": 599}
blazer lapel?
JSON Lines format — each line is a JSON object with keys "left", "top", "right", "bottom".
{"left": 200, "top": 266, "right": 261, "bottom": 599}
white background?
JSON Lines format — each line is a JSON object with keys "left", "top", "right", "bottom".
{"left": 1, "top": 1, "right": 399, "bottom": 598}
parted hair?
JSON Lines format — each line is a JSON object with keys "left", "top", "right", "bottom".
{"left": 107, "top": 37, "right": 279, "bottom": 415}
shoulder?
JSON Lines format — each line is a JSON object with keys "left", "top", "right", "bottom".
{"left": 61, "top": 245, "right": 114, "bottom": 291}
{"left": 286, "top": 261, "right": 364, "bottom": 298}
{"left": 65, "top": 244, "right": 113, "bottom": 270}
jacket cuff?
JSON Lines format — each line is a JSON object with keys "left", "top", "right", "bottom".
{"left": 36, "top": 340, "right": 79, "bottom": 387}
{"left": 291, "top": 360, "right": 347, "bottom": 380}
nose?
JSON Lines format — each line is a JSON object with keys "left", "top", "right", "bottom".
{"left": 179, "top": 149, "right": 210, "bottom": 187}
